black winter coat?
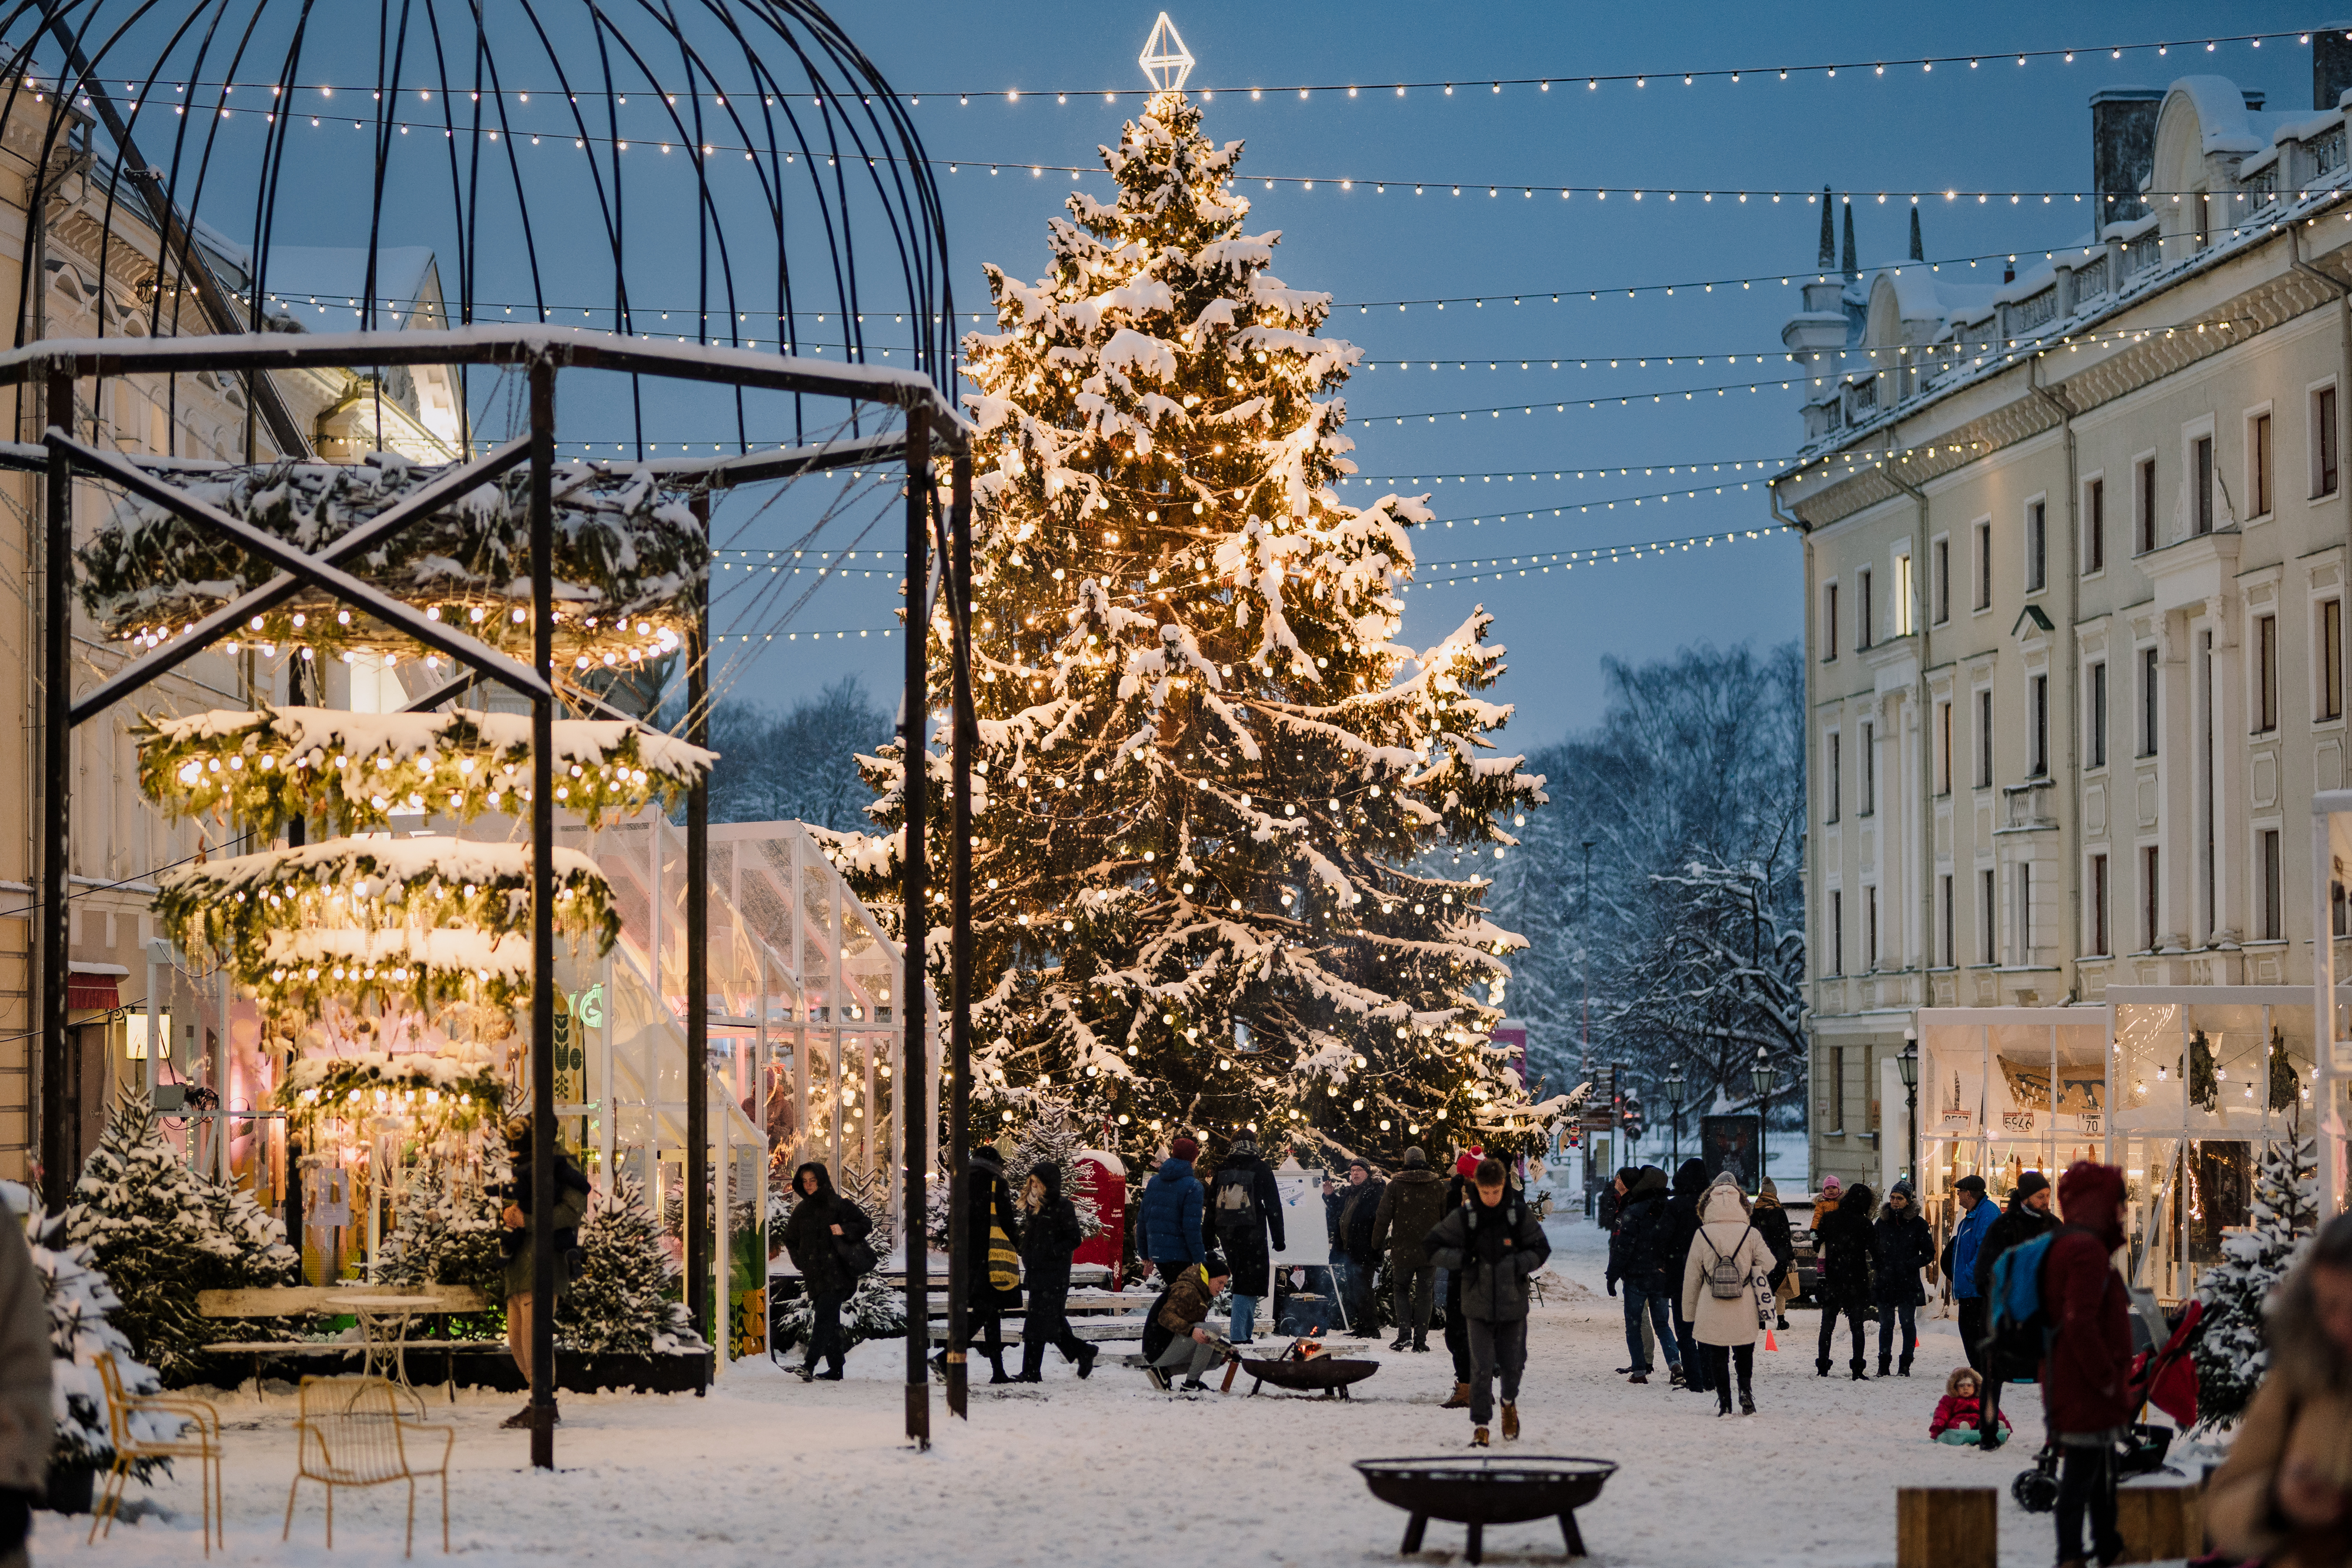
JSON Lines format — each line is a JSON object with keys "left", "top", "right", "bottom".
{"left": 1334, "top": 1178, "right": 1385, "bottom": 1261}
{"left": 1813, "top": 1195, "right": 1880, "bottom": 1309}
{"left": 1752, "top": 1203, "right": 1796, "bottom": 1290}
{"left": 1872, "top": 1206, "right": 1935, "bottom": 1307}
{"left": 1609, "top": 1168, "right": 1676, "bottom": 1295}
{"left": 1662, "top": 1158, "right": 1711, "bottom": 1293}
{"left": 780, "top": 1163, "right": 874, "bottom": 1297}
{"left": 1973, "top": 1200, "right": 2057, "bottom": 1299}
{"left": 965, "top": 1151, "right": 1023, "bottom": 1312}
{"left": 1018, "top": 1161, "right": 1084, "bottom": 1300}
{"left": 1203, "top": 1148, "right": 1286, "bottom": 1296}
{"left": 1425, "top": 1189, "right": 1551, "bottom": 1322}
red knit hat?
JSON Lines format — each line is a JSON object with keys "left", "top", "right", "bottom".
{"left": 1170, "top": 1134, "right": 1200, "bottom": 1163}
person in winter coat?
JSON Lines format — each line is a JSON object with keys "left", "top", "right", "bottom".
{"left": 1138, "top": 1136, "right": 1207, "bottom": 1282}
{"left": 1147, "top": 1252, "right": 1234, "bottom": 1392}
{"left": 1426, "top": 1158, "right": 1552, "bottom": 1446}
{"left": 2039, "top": 1162, "right": 2134, "bottom": 1568}
{"left": 964, "top": 1145, "right": 1024, "bottom": 1385}
{"left": 2206, "top": 1212, "right": 2352, "bottom": 1568}
{"left": 1928, "top": 1366, "right": 2013, "bottom": 1446}
{"left": 1972, "top": 1169, "right": 2057, "bottom": 1445}
{"left": 1014, "top": 1161, "right": 1098, "bottom": 1382}
{"left": 1815, "top": 1173, "right": 1844, "bottom": 1223}
{"left": 1873, "top": 1181, "right": 1935, "bottom": 1376}
{"left": 1946, "top": 1173, "right": 1997, "bottom": 1374}
{"left": 1436, "top": 1162, "right": 1476, "bottom": 1407}
{"left": 1373, "top": 1146, "right": 1449, "bottom": 1351}
{"left": 1203, "top": 1133, "right": 1285, "bottom": 1342}
{"left": 1679, "top": 1173, "right": 1774, "bottom": 1416}
{"left": 1604, "top": 1166, "right": 1659, "bottom": 1368}
{"left": 1813, "top": 1181, "right": 1878, "bottom": 1379}
{"left": 1753, "top": 1179, "right": 1798, "bottom": 1332}
{"left": 0, "top": 1188, "right": 49, "bottom": 1568}
{"left": 1332, "top": 1159, "right": 1387, "bottom": 1336}
{"left": 1661, "top": 1158, "right": 1715, "bottom": 1392}
{"left": 780, "top": 1162, "right": 875, "bottom": 1382}
{"left": 1596, "top": 1166, "right": 1637, "bottom": 1233}
{"left": 498, "top": 1115, "right": 591, "bottom": 1429}
{"left": 1612, "top": 1165, "right": 1683, "bottom": 1386}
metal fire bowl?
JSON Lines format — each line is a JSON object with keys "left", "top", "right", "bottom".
{"left": 1353, "top": 1456, "right": 1618, "bottom": 1527}
{"left": 1238, "top": 1356, "right": 1381, "bottom": 1396}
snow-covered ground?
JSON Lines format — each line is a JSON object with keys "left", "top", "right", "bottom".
{"left": 38, "top": 1216, "right": 2194, "bottom": 1568}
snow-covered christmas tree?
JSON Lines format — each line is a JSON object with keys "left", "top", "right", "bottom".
{"left": 8, "top": 1186, "right": 177, "bottom": 1480}
{"left": 382, "top": 1149, "right": 514, "bottom": 1334}
{"left": 1007, "top": 1099, "right": 1103, "bottom": 1237}
{"left": 560, "top": 1172, "right": 705, "bottom": 1354}
{"left": 833, "top": 88, "right": 1551, "bottom": 1164}
{"left": 2193, "top": 1132, "right": 2317, "bottom": 1432}
{"left": 66, "top": 1084, "right": 300, "bottom": 1379}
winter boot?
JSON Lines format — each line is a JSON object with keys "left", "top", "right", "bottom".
{"left": 1776, "top": 1313, "right": 1791, "bottom": 1330}
{"left": 1470, "top": 1426, "right": 1491, "bottom": 1447}
{"left": 1716, "top": 1386, "right": 1733, "bottom": 1417}
{"left": 1075, "top": 1343, "right": 1098, "bottom": 1380}
{"left": 1441, "top": 1380, "right": 1472, "bottom": 1408}
{"left": 1850, "top": 1361, "right": 1870, "bottom": 1381}
{"left": 1897, "top": 1354, "right": 1914, "bottom": 1378}
{"left": 1626, "top": 1372, "right": 1649, "bottom": 1385}
{"left": 1500, "top": 1402, "right": 1519, "bottom": 1442}
{"left": 795, "top": 1362, "right": 817, "bottom": 1383}
{"left": 1668, "top": 1365, "right": 1688, "bottom": 1389}
{"left": 1739, "top": 1388, "right": 1756, "bottom": 1415}
{"left": 500, "top": 1400, "right": 558, "bottom": 1429}
{"left": 816, "top": 1360, "right": 844, "bottom": 1382}
{"left": 1411, "top": 1329, "right": 1430, "bottom": 1352}
{"left": 1390, "top": 1332, "right": 1411, "bottom": 1351}
{"left": 1878, "top": 1354, "right": 1893, "bottom": 1378}
{"left": 1815, "top": 1358, "right": 1832, "bottom": 1377}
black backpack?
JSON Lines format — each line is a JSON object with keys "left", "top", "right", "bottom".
{"left": 1212, "top": 1167, "right": 1257, "bottom": 1233}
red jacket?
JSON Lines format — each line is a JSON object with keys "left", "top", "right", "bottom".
{"left": 2040, "top": 1162, "right": 2133, "bottom": 1436}
{"left": 1928, "top": 1392, "right": 2011, "bottom": 1437}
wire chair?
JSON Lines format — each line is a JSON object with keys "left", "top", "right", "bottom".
{"left": 285, "top": 1375, "right": 455, "bottom": 1557}
{"left": 91, "top": 1349, "right": 225, "bottom": 1554}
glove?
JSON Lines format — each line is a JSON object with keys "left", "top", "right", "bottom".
{"left": 1606, "top": 1276, "right": 1618, "bottom": 1296}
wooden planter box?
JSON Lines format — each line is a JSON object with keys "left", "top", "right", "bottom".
{"left": 1897, "top": 1487, "right": 1997, "bottom": 1568}
{"left": 2113, "top": 1485, "right": 2200, "bottom": 1563}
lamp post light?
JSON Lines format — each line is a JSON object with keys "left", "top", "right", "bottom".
{"left": 1663, "top": 1065, "right": 1687, "bottom": 1167}
{"left": 1898, "top": 1028, "right": 1921, "bottom": 1187}
{"left": 1750, "top": 1047, "right": 1781, "bottom": 1191}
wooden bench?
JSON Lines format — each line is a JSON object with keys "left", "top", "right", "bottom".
{"left": 197, "top": 1288, "right": 495, "bottom": 1401}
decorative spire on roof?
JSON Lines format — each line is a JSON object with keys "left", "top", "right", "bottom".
{"left": 1816, "top": 186, "right": 1835, "bottom": 270}
{"left": 1840, "top": 201, "right": 1859, "bottom": 282}
{"left": 1908, "top": 206, "right": 1924, "bottom": 262}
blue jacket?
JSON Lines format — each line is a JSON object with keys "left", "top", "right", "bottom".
{"left": 1948, "top": 1195, "right": 1998, "bottom": 1300}
{"left": 1137, "top": 1158, "right": 1205, "bottom": 1265}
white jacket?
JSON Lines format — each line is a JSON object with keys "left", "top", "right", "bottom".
{"left": 1679, "top": 1181, "right": 1775, "bottom": 1347}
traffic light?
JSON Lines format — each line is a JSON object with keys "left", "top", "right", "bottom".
{"left": 1619, "top": 1094, "right": 1644, "bottom": 1145}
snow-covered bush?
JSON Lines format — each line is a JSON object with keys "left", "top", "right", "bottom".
{"left": 382, "top": 1152, "right": 512, "bottom": 1336}
{"left": 5, "top": 1183, "right": 176, "bottom": 1478}
{"left": 2193, "top": 1133, "right": 2317, "bottom": 1432}
{"left": 560, "top": 1174, "right": 704, "bottom": 1355}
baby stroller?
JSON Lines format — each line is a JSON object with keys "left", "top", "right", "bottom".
{"left": 2012, "top": 1298, "right": 2203, "bottom": 1512}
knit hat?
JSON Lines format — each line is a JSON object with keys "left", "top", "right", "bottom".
{"left": 1953, "top": 1174, "right": 1987, "bottom": 1194}
{"left": 1820, "top": 1174, "right": 1842, "bottom": 1194}
{"left": 1201, "top": 1248, "right": 1231, "bottom": 1279}
{"left": 1454, "top": 1151, "right": 1481, "bottom": 1179}
{"left": 1170, "top": 1134, "right": 1201, "bottom": 1163}
{"left": 2012, "top": 1169, "right": 2051, "bottom": 1202}
{"left": 1231, "top": 1131, "right": 1258, "bottom": 1154}
{"left": 1402, "top": 1146, "right": 1428, "bottom": 1168}
{"left": 1348, "top": 1157, "right": 1371, "bottom": 1176}
{"left": 1758, "top": 1177, "right": 1779, "bottom": 1199}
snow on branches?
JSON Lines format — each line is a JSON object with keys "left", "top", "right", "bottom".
{"left": 2193, "top": 1132, "right": 2317, "bottom": 1433}
{"left": 832, "top": 89, "right": 1549, "bottom": 1164}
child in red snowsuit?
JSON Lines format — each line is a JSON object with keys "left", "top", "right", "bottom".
{"left": 1929, "top": 1366, "right": 2013, "bottom": 1446}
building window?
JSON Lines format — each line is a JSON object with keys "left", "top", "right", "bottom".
{"left": 2089, "top": 661, "right": 2108, "bottom": 769}
{"left": 2256, "top": 613, "right": 2278, "bottom": 733}
{"left": 1895, "top": 552, "right": 1914, "bottom": 637}
{"left": 1865, "top": 885, "right": 1879, "bottom": 970}
{"left": 2194, "top": 435, "right": 2214, "bottom": 536}
{"left": 1830, "top": 891, "right": 1844, "bottom": 975}
{"left": 2325, "top": 598, "right": 2344, "bottom": 721}
{"left": 2085, "top": 478, "right": 2105, "bottom": 574}
{"left": 2251, "top": 411, "right": 2273, "bottom": 518}
{"left": 1933, "top": 537, "right": 1950, "bottom": 623}
{"left": 1980, "top": 867, "right": 1996, "bottom": 964}
{"left": 1974, "top": 520, "right": 1992, "bottom": 610}
{"left": 2020, "top": 861, "right": 2034, "bottom": 957}
{"left": 2137, "top": 457, "right": 2157, "bottom": 553}
{"left": 2261, "top": 828, "right": 2284, "bottom": 942}
{"left": 1826, "top": 731, "right": 1840, "bottom": 822}
{"left": 1940, "top": 874, "right": 1955, "bottom": 967}
{"left": 1827, "top": 1045, "right": 1846, "bottom": 1132}
{"left": 2091, "top": 853, "right": 2109, "bottom": 957}
{"left": 2144, "top": 845, "right": 2161, "bottom": 950}
{"left": 1857, "top": 566, "right": 1874, "bottom": 648}
{"left": 1823, "top": 580, "right": 1839, "bottom": 660}
{"left": 2141, "top": 647, "right": 2160, "bottom": 756}
{"left": 2317, "top": 385, "right": 2340, "bottom": 498}
{"left": 1860, "top": 722, "right": 1875, "bottom": 815}
{"left": 2029, "top": 674, "right": 2049, "bottom": 777}
{"left": 1976, "top": 688, "right": 1993, "bottom": 788}
{"left": 2026, "top": 500, "right": 2046, "bottom": 592}
{"left": 1937, "top": 699, "right": 1953, "bottom": 794}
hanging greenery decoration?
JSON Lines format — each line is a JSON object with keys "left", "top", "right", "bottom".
{"left": 136, "top": 706, "right": 714, "bottom": 837}
{"left": 2183, "top": 1029, "right": 2220, "bottom": 1112}
{"left": 2267, "top": 1029, "right": 2302, "bottom": 1114}
{"left": 276, "top": 1049, "right": 508, "bottom": 1142}
{"left": 78, "top": 451, "right": 706, "bottom": 665}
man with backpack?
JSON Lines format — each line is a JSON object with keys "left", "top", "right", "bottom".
{"left": 2039, "top": 1162, "right": 2134, "bottom": 1568}
{"left": 1372, "top": 1146, "right": 1449, "bottom": 1352}
{"left": 1974, "top": 1170, "right": 2057, "bottom": 1446}
{"left": 1426, "top": 1158, "right": 1552, "bottom": 1446}
{"left": 1202, "top": 1132, "right": 1284, "bottom": 1343}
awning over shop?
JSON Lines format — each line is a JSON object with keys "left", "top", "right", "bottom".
{"left": 66, "top": 961, "right": 128, "bottom": 1012}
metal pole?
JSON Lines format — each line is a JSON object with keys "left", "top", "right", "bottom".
{"left": 950, "top": 441, "right": 975, "bottom": 1419}
{"left": 526, "top": 356, "right": 558, "bottom": 1469}
{"left": 902, "top": 412, "right": 934, "bottom": 1445}
{"left": 687, "top": 494, "right": 712, "bottom": 1387}
{"left": 39, "top": 362, "right": 72, "bottom": 1213}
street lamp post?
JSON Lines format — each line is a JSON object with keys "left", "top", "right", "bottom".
{"left": 1898, "top": 1029, "right": 1921, "bottom": 1186}
{"left": 1664, "top": 1065, "right": 1686, "bottom": 1168}
{"left": 1750, "top": 1048, "right": 1781, "bottom": 1192}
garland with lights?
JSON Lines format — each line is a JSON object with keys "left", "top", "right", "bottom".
{"left": 137, "top": 705, "right": 713, "bottom": 837}
{"left": 278, "top": 1048, "right": 507, "bottom": 1142}
{"left": 833, "top": 87, "right": 1558, "bottom": 1164}
{"left": 79, "top": 449, "right": 704, "bottom": 666}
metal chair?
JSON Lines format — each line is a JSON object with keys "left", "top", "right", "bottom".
{"left": 90, "top": 1350, "right": 224, "bottom": 1554}
{"left": 284, "top": 1376, "right": 455, "bottom": 1556}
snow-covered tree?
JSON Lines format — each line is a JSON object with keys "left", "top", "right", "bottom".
{"left": 11, "top": 1191, "right": 176, "bottom": 1479}
{"left": 562, "top": 1172, "right": 704, "bottom": 1354}
{"left": 2193, "top": 1132, "right": 2318, "bottom": 1432}
{"left": 831, "top": 89, "right": 1549, "bottom": 1164}
{"left": 382, "top": 1150, "right": 513, "bottom": 1335}
{"left": 65, "top": 1084, "right": 300, "bottom": 1378}
{"left": 1007, "top": 1099, "right": 1104, "bottom": 1237}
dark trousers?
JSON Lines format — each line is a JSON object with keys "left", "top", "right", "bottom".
{"left": 2056, "top": 1441, "right": 2122, "bottom": 1565}
{"left": 1876, "top": 1299, "right": 1917, "bottom": 1366}
{"left": 970, "top": 1303, "right": 1008, "bottom": 1374}
{"left": 1019, "top": 1287, "right": 1087, "bottom": 1378}
{"left": 1339, "top": 1253, "right": 1378, "bottom": 1330}
{"left": 1442, "top": 1272, "right": 1471, "bottom": 1379}
{"left": 1956, "top": 1296, "right": 1989, "bottom": 1374}
{"left": 1702, "top": 1342, "right": 1755, "bottom": 1407}
{"left": 1622, "top": 1285, "right": 1678, "bottom": 1373}
{"left": 1465, "top": 1315, "right": 1527, "bottom": 1426}
{"left": 1980, "top": 1369, "right": 2014, "bottom": 1443}
{"left": 803, "top": 1286, "right": 850, "bottom": 1373}
{"left": 1392, "top": 1260, "right": 1435, "bottom": 1340}
{"left": 1673, "top": 1310, "right": 1709, "bottom": 1389}
{"left": 1816, "top": 1301, "right": 1867, "bottom": 1368}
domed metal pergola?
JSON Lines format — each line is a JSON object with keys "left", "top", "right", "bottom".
{"left": 0, "top": 0, "right": 977, "bottom": 1456}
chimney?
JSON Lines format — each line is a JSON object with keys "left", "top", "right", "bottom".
{"left": 1816, "top": 186, "right": 1835, "bottom": 270}
{"left": 2319, "top": 25, "right": 2352, "bottom": 110}
{"left": 2090, "top": 86, "right": 2163, "bottom": 228}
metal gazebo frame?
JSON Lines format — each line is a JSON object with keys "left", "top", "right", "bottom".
{"left": 0, "top": 325, "right": 974, "bottom": 1461}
